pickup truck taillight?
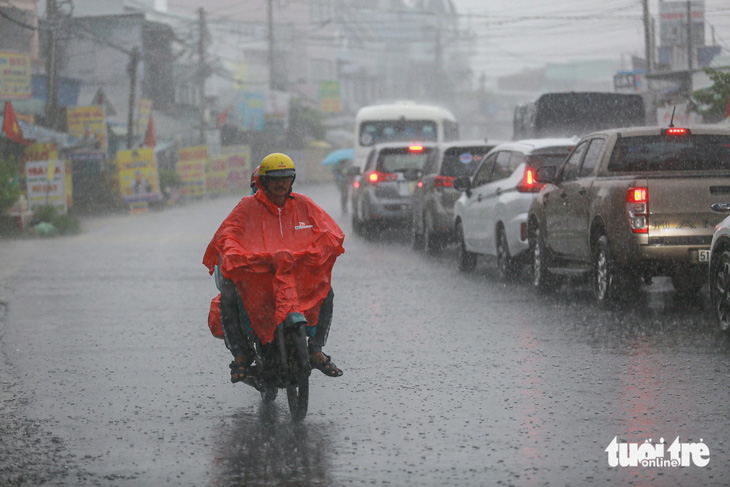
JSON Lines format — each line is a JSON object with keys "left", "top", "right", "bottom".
{"left": 516, "top": 167, "right": 542, "bottom": 193}
{"left": 626, "top": 186, "right": 648, "bottom": 233}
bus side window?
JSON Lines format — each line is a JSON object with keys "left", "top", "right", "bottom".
{"left": 444, "top": 120, "right": 459, "bottom": 142}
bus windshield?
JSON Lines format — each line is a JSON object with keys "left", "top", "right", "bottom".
{"left": 359, "top": 120, "right": 437, "bottom": 147}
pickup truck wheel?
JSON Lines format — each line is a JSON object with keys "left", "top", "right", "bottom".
{"left": 531, "top": 226, "right": 555, "bottom": 293}
{"left": 456, "top": 221, "right": 477, "bottom": 272}
{"left": 593, "top": 235, "right": 617, "bottom": 306}
{"left": 671, "top": 268, "right": 706, "bottom": 295}
{"left": 711, "top": 251, "right": 730, "bottom": 331}
{"left": 496, "top": 225, "right": 519, "bottom": 281}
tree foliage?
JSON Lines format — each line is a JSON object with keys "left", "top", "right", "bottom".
{"left": 692, "top": 67, "right": 730, "bottom": 123}
{"left": 0, "top": 156, "right": 20, "bottom": 216}
{"left": 287, "top": 99, "right": 325, "bottom": 146}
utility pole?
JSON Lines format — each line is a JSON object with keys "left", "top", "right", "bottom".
{"left": 126, "top": 47, "right": 140, "bottom": 149}
{"left": 198, "top": 7, "right": 207, "bottom": 146}
{"left": 45, "top": 0, "right": 59, "bottom": 130}
{"left": 686, "top": 1, "right": 693, "bottom": 72}
{"left": 268, "top": 0, "right": 275, "bottom": 90}
{"left": 642, "top": 0, "right": 652, "bottom": 74}
{"left": 686, "top": 0, "right": 693, "bottom": 93}
{"left": 434, "top": 22, "right": 443, "bottom": 101}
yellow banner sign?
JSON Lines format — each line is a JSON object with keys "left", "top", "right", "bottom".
{"left": 177, "top": 146, "right": 208, "bottom": 196}
{"left": 67, "top": 105, "right": 108, "bottom": 153}
{"left": 117, "top": 147, "right": 161, "bottom": 203}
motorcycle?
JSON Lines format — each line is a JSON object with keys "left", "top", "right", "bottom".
{"left": 239, "top": 311, "right": 312, "bottom": 422}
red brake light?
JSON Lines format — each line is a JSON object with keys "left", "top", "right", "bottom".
{"left": 516, "top": 167, "right": 542, "bottom": 193}
{"left": 627, "top": 187, "right": 647, "bottom": 203}
{"left": 409, "top": 145, "right": 424, "bottom": 152}
{"left": 663, "top": 128, "right": 690, "bottom": 136}
{"left": 434, "top": 175, "right": 455, "bottom": 188}
{"left": 626, "top": 186, "right": 648, "bottom": 233}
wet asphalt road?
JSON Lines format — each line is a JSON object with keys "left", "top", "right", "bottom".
{"left": 1, "top": 182, "right": 730, "bottom": 486}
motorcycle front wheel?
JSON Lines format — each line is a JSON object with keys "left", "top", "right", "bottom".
{"left": 286, "top": 326, "right": 310, "bottom": 422}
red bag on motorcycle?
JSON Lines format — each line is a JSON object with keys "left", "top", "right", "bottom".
{"left": 208, "top": 293, "right": 224, "bottom": 339}
{"left": 203, "top": 189, "right": 344, "bottom": 345}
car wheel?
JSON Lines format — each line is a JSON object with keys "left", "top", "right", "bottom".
{"left": 711, "top": 251, "right": 730, "bottom": 331}
{"left": 456, "top": 221, "right": 476, "bottom": 272}
{"left": 531, "top": 225, "right": 556, "bottom": 293}
{"left": 496, "top": 225, "right": 519, "bottom": 281}
{"left": 671, "top": 268, "right": 706, "bottom": 296}
{"left": 424, "top": 210, "right": 443, "bottom": 254}
{"left": 359, "top": 199, "right": 374, "bottom": 238}
{"left": 351, "top": 199, "right": 363, "bottom": 235}
{"left": 411, "top": 212, "right": 425, "bottom": 251}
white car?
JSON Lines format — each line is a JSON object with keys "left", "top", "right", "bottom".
{"left": 452, "top": 138, "right": 576, "bottom": 279}
{"left": 709, "top": 212, "right": 730, "bottom": 330}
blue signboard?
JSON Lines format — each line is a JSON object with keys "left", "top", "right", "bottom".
{"left": 236, "top": 92, "right": 265, "bottom": 132}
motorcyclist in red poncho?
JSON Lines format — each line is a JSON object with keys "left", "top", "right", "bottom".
{"left": 203, "top": 153, "right": 345, "bottom": 383}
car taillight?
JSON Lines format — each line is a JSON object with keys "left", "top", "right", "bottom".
{"left": 663, "top": 127, "right": 691, "bottom": 136}
{"left": 367, "top": 171, "right": 397, "bottom": 184}
{"left": 434, "top": 175, "right": 455, "bottom": 187}
{"left": 626, "top": 186, "right": 648, "bottom": 234}
{"left": 353, "top": 181, "right": 360, "bottom": 189}
{"left": 515, "top": 167, "right": 541, "bottom": 193}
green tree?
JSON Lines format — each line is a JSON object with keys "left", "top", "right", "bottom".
{"left": 0, "top": 156, "right": 20, "bottom": 216}
{"left": 287, "top": 99, "right": 325, "bottom": 146}
{"left": 692, "top": 67, "right": 730, "bottom": 123}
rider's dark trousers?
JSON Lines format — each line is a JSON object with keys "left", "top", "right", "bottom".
{"left": 219, "top": 277, "right": 334, "bottom": 359}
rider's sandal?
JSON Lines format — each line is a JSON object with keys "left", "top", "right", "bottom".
{"left": 311, "top": 353, "right": 343, "bottom": 377}
{"left": 229, "top": 361, "right": 249, "bottom": 383}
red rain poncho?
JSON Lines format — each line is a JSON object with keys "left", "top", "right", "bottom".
{"left": 203, "top": 188, "right": 345, "bottom": 344}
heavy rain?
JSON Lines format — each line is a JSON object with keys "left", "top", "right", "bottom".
{"left": 2, "top": 1, "right": 730, "bottom": 486}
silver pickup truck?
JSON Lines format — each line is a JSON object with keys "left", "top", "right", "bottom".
{"left": 527, "top": 125, "right": 730, "bottom": 305}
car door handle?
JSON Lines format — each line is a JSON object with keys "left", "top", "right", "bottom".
{"left": 477, "top": 194, "right": 483, "bottom": 202}
{"left": 711, "top": 202, "right": 730, "bottom": 212}
{"left": 496, "top": 187, "right": 502, "bottom": 196}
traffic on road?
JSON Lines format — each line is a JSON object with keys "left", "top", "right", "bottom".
{"left": 1, "top": 180, "right": 730, "bottom": 486}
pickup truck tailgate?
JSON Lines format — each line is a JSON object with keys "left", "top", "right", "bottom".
{"left": 647, "top": 177, "right": 730, "bottom": 244}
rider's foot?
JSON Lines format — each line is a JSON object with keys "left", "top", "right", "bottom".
{"left": 310, "top": 351, "right": 343, "bottom": 377}
{"left": 229, "top": 354, "right": 252, "bottom": 383}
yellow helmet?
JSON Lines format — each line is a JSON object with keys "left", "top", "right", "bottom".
{"left": 259, "top": 153, "right": 296, "bottom": 178}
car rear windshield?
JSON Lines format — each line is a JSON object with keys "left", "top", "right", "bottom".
{"left": 526, "top": 146, "right": 574, "bottom": 167}
{"left": 360, "top": 120, "right": 438, "bottom": 147}
{"left": 441, "top": 146, "right": 491, "bottom": 178}
{"left": 378, "top": 148, "right": 433, "bottom": 172}
{"left": 608, "top": 134, "right": 730, "bottom": 172}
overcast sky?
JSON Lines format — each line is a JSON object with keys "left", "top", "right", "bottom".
{"left": 451, "top": 0, "right": 730, "bottom": 78}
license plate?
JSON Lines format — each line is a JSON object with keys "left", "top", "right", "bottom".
{"left": 698, "top": 249, "right": 710, "bottom": 262}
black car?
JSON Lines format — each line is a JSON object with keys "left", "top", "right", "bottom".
{"left": 410, "top": 140, "right": 496, "bottom": 251}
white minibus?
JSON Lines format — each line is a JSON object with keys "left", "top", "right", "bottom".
{"left": 353, "top": 101, "right": 459, "bottom": 171}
